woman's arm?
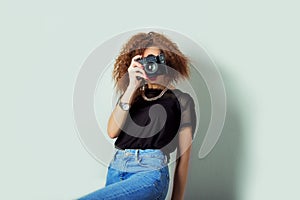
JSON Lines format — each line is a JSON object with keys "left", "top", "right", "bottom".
{"left": 171, "top": 126, "right": 193, "bottom": 200}
{"left": 107, "top": 54, "right": 147, "bottom": 138}
{"left": 107, "top": 86, "right": 136, "bottom": 138}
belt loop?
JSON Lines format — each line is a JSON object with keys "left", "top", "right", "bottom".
{"left": 112, "top": 149, "right": 118, "bottom": 161}
{"left": 135, "top": 149, "right": 139, "bottom": 161}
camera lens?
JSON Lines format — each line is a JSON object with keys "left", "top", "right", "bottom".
{"left": 144, "top": 62, "right": 158, "bottom": 74}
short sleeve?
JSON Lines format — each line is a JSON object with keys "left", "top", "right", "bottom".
{"left": 177, "top": 92, "right": 197, "bottom": 138}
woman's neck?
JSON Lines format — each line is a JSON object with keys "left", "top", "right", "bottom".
{"left": 146, "top": 82, "right": 176, "bottom": 90}
{"left": 147, "top": 83, "right": 164, "bottom": 90}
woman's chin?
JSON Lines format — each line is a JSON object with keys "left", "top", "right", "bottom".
{"left": 148, "top": 77, "right": 157, "bottom": 81}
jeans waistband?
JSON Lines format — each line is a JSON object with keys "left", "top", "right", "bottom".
{"left": 115, "top": 148, "right": 164, "bottom": 154}
{"left": 113, "top": 148, "right": 168, "bottom": 162}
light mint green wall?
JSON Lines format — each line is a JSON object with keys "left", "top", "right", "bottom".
{"left": 1, "top": 0, "right": 299, "bottom": 199}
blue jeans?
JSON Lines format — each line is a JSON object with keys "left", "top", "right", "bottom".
{"left": 78, "top": 149, "right": 170, "bottom": 200}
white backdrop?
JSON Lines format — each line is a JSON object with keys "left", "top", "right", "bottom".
{"left": 1, "top": 0, "right": 299, "bottom": 199}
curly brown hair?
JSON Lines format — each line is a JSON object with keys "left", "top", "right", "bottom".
{"left": 113, "top": 31, "right": 190, "bottom": 93}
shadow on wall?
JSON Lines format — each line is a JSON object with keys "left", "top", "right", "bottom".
{"left": 184, "top": 66, "right": 247, "bottom": 200}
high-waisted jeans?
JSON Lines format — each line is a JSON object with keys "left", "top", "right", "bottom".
{"left": 77, "top": 149, "right": 170, "bottom": 200}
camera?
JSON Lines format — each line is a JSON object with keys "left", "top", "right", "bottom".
{"left": 136, "top": 53, "right": 167, "bottom": 78}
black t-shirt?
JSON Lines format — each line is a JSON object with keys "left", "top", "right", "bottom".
{"left": 114, "top": 88, "right": 196, "bottom": 155}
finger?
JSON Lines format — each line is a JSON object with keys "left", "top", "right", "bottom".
{"left": 130, "top": 55, "right": 143, "bottom": 68}
{"left": 134, "top": 61, "right": 144, "bottom": 69}
{"left": 132, "top": 67, "right": 147, "bottom": 79}
{"left": 135, "top": 73, "right": 147, "bottom": 80}
{"left": 128, "top": 61, "right": 143, "bottom": 72}
{"left": 132, "top": 65, "right": 145, "bottom": 73}
{"left": 130, "top": 61, "right": 143, "bottom": 69}
{"left": 132, "top": 55, "right": 142, "bottom": 62}
{"left": 128, "top": 62, "right": 144, "bottom": 73}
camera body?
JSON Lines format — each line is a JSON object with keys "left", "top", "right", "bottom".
{"left": 136, "top": 53, "right": 167, "bottom": 78}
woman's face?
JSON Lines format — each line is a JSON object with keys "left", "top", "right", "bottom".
{"left": 143, "top": 46, "right": 161, "bottom": 57}
{"left": 142, "top": 47, "right": 169, "bottom": 85}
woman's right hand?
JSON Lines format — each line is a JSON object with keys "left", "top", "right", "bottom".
{"left": 107, "top": 55, "right": 148, "bottom": 138}
{"left": 127, "top": 55, "right": 148, "bottom": 90}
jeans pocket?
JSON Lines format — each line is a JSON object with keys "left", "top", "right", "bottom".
{"left": 161, "top": 166, "right": 169, "bottom": 185}
{"left": 153, "top": 167, "right": 170, "bottom": 199}
{"left": 105, "top": 166, "right": 121, "bottom": 186}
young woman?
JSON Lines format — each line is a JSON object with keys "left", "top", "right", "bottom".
{"left": 78, "top": 31, "right": 196, "bottom": 200}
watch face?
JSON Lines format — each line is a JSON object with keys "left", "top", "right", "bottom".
{"left": 123, "top": 104, "right": 129, "bottom": 110}
{"left": 119, "top": 102, "right": 130, "bottom": 111}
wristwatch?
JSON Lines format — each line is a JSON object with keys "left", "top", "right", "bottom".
{"left": 119, "top": 101, "right": 130, "bottom": 111}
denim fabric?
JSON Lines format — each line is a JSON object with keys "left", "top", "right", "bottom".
{"left": 77, "top": 149, "right": 170, "bottom": 200}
